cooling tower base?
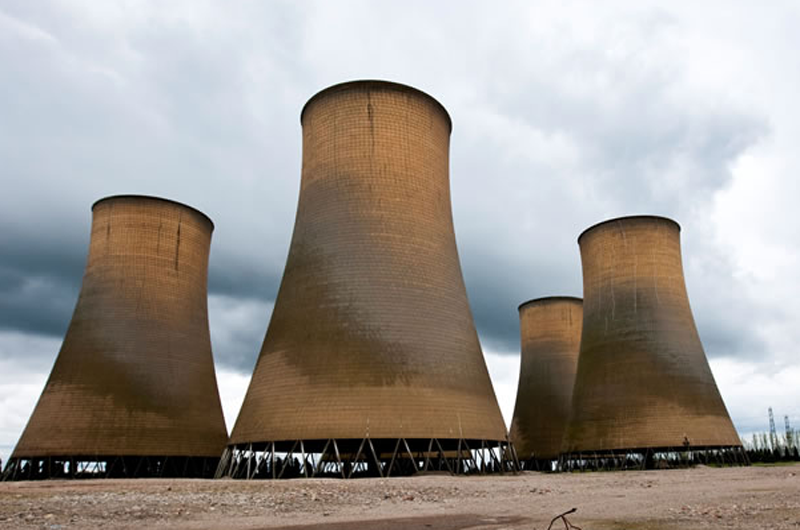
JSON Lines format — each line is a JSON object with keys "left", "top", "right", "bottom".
{"left": 2, "top": 455, "right": 220, "bottom": 481}
{"left": 517, "top": 458, "right": 559, "bottom": 472}
{"left": 216, "top": 438, "right": 519, "bottom": 479}
{"left": 558, "top": 445, "right": 749, "bottom": 472}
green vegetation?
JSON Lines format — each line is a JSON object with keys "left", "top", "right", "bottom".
{"left": 742, "top": 410, "right": 800, "bottom": 464}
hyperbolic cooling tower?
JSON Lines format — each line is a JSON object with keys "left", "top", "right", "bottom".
{"left": 224, "top": 80, "right": 509, "bottom": 478}
{"left": 3, "top": 195, "right": 228, "bottom": 480}
{"left": 510, "top": 297, "right": 582, "bottom": 466}
{"left": 561, "top": 216, "right": 741, "bottom": 460}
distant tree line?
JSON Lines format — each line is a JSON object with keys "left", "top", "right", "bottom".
{"left": 742, "top": 411, "right": 800, "bottom": 464}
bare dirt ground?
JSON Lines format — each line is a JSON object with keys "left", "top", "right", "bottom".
{"left": 1, "top": 464, "right": 799, "bottom": 530}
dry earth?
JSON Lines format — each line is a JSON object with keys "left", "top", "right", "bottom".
{"left": 1, "top": 464, "right": 799, "bottom": 529}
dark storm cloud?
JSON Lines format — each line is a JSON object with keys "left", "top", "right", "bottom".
{"left": 208, "top": 295, "right": 272, "bottom": 373}
{"left": 0, "top": 2, "right": 306, "bottom": 368}
{"left": 0, "top": 268, "right": 77, "bottom": 338}
{"left": 0, "top": 0, "right": 782, "bottom": 378}
{"left": 448, "top": 68, "right": 768, "bottom": 356}
{"left": 208, "top": 264, "right": 281, "bottom": 303}
{"left": 0, "top": 232, "right": 86, "bottom": 337}
{"left": 0, "top": 231, "right": 284, "bottom": 368}
{"left": 460, "top": 243, "right": 582, "bottom": 354}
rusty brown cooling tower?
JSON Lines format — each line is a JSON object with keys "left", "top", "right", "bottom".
{"left": 509, "top": 297, "right": 582, "bottom": 467}
{"left": 223, "top": 81, "right": 509, "bottom": 479}
{"left": 561, "top": 216, "right": 742, "bottom": 464}
{"left": 3, "top": 196, "right": 228, "bottom": 480}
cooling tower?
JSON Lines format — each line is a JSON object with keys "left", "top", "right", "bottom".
{"left": 561, "top": 215, "right": 743, "bottom": 467}
{"left": 3, "top": 195, "right": 228, "bottom": 480}
{"left": 510, "top": 297, "right": 582, "bottom": 468}
{"left": 222, "top": 81, "right": 511, "bottom": 479}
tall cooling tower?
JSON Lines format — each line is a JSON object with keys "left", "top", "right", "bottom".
{"left": 561, "top": 215, "right": 743, "bottom": 467}
{"left": 3, "top": 196, "right": 228, "bottom": 480}
{"left": 222, "top": 81, "right": 511, "bottom": 479}
{"left": 510, "top": 297, "right": 582, "bottom": 468}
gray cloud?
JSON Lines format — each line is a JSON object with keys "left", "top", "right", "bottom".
{"left": 0, "top": 268, "right": 76, "bottom": 338}
{"left": 208, "top": 295, "right": 272, "bottom": 373}
{"left": 0, "top": 236, "right": 284, "bottom": 369}
{"left": 0, "top": 232, "right": 85, "bottom": 337}
{"left": 449, "top": 52, "right": 768, "bottom": 355}
{"left": 0, "top": 0, "right": 791, "bottom": 391}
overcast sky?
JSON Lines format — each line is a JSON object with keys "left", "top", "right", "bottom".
{"left": 2, "top": 1, "right": 799, "bottom": 464}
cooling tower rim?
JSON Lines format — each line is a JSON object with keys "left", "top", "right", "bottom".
{"left": 578, "top": 215, "right": 680, "bottom": 244}
{"left": 300, "top": 79, "right": 453, "bottom": 133}
{"left": 518, "top": 296, "right": 582, "bottom": 311}
{"left": 92, "top": 195, "right": 215, "bottom": 230}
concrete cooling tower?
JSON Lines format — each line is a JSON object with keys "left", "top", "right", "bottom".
{"left": 509, "top": 297, "right": 582, "bottom": 469}
{"left": 2, "top": 196, "right": 228, "bottom": 480}
{"left": 221, "top": 81, "right": 512, "bottom": 479}
{"left": 561, "top": 215, "right": 744, "bottom": 469}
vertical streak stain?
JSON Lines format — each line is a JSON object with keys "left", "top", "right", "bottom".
{"left": 367, "top": 91, "right": 375, "bottom": 155}
{"left": 105, "top": 203, "right": 113, "bottom": 255}
{"left": 175, "top": 214, "right": 182, "bottom": 271}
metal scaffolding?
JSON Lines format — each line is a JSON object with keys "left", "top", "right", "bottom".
{"left": 216, "top": 438, "right": 519, "bottom": 479}
{"left": 2, "top": 455, "right": 219, "bottom": 481}
{"left": 558, "top": 445, "right": 749, "bottom": 472}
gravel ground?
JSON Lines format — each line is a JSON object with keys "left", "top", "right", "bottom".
{"left": 1, "top": 464, "right": 798, "bottom": 529}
